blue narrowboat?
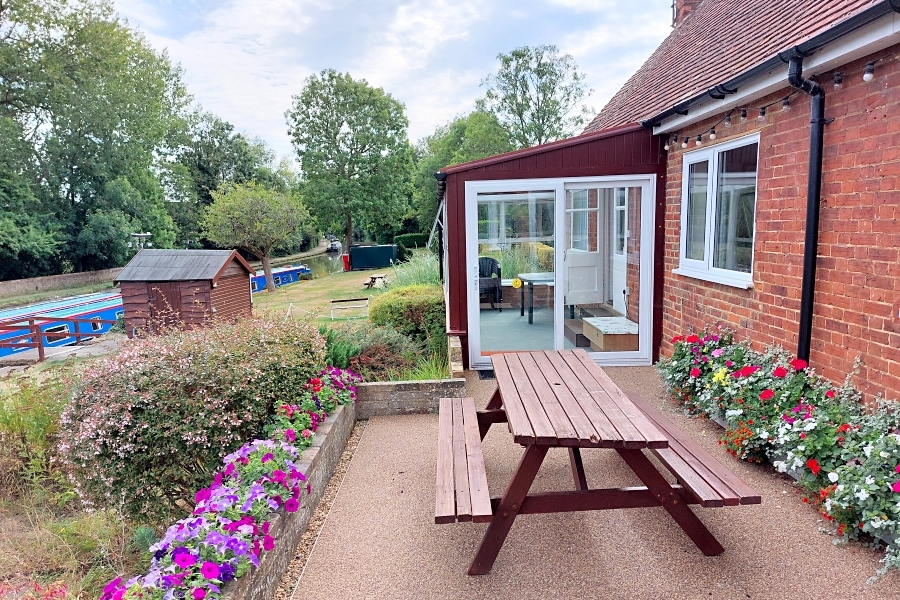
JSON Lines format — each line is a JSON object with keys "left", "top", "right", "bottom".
{"left": 0, "top": 291, "right": 124, "bottom": 358}
{"left": 250, "top": 264, "right": 310, "bottom": 293}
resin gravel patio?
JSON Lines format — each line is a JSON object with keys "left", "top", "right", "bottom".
{"left": 292, "top": 367, "right": 900, "bottom": 600}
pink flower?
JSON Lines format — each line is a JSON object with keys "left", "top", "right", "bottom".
{"left": 825, "top": 389, "right": 835, "bottom": 399}
{"left": 195, "top": 487, "right": 211, "bottom": 503}
{"left": 689, "top": 367, "right": 701, "bottom": 378}
{"left": 301, "top": 429, "right": 313, "bottom": 438}
{"left": 783, "top": 415, "right": 796, "bottom": 425}
{"left": 261, "top": 453, "right": 274, "bottom": 463}
{"left": 284, "top": 497, "right": 299, "bottom": 512}
{"left": 712, "top": 348, "right": 724, "bottom": 358}
{"left": 263, "top": 535, "right": 275, "bottom": 551}
{"left": 725, "top": 360, "right": 733, "bottom": 367}
{"left": 200, "top": 562, "right": 219, "bottom": 580}
{"left": 759, "top": 389, "right": 775, "bottom": 401}
{"left": 192, "top": 588, "right": 206, "bottom": 600}
{"left": 895, "top": 464, "right": 900, "bottom": 473}
{"left": 285, "top": 429, "right": 296, "bottom": 442}
{"left": 892, "top": 480, "right": 900, "bottom": 493}
{"left": 173, "top": 551, "right": 197, "bottom": 569}
{"left": 773, "top": 366, "right": 789, "bottom": 378}
{"left": 799, "top": 432, "right": 806, "bottom": 439}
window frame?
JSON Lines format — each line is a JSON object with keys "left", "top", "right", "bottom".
{"left": 673, "top": 132, "right": 760, "bottom": 289}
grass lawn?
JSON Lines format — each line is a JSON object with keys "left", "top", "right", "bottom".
{"left": 252, "top": 270, "right": 388, "bottom": 327}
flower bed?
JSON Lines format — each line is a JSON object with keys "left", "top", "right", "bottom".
{"left": 657, "top": 329, "right": 900, "bottom": 580}
{"left": 101, "top": 368, "right": 361, "bottom": 600}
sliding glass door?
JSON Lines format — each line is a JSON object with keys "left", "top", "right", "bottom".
{"left": 466, "top": 176, "right": 655, "bottom": 370}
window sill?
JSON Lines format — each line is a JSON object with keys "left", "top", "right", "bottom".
{"left": 672, "top": 267, "right": 754, "bottom": 289}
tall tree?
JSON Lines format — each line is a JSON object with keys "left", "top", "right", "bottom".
{"left": 413, "top": 111, "right": 513, "bottom": 234}
{"left": 478, "top": 45, "right": 594, "bottom": 148}
{"left": 202, "top": 182, "right": 308, "bottom": 292}
{"left": 286, "top": 69, "right": 412, "bottom": 251}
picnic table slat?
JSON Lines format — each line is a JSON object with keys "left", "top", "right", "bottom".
{"left": 652, "top": 447, "right": 725, "bottom": 507}
{"left": 435, "top": 398, "right": 457, "bottom": 523}
{"left": 451, "top": 398, "right": 473, "bottom": 521}
{"left": 559, "top": 351, "right": 648, "bottom": 448}
{"left": 491, "top": 356, "right": 535, "bottom": 443}
{"left": 571, "top": 350, "right": 669, "bottom": 448}
{"left": 530, "top": 351, "right": 603, "bottom": 445}
{"left": 544, "top": 351, "right": 623, "bottom": 447}
{"left": 628, "top": 393, "right": 761, "bottom": 505}
{"left": 503, "top": 354, "right": 558, "bottom": 444}
{"left": 517, "top": 353, "right": 579, "bottom": 445}
{"left": 461, "top": 398, "right": 494, "bottom": 522}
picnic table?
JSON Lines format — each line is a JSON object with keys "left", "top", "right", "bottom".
{"left": 435, "top": 349, "right": 760, "bottom": 575}
{"left": 363, "top": 273, "right": 387, "bottom": 288}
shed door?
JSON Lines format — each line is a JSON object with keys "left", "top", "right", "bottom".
{"left": 149, "top": 282, "right": 182, "bottom": 328}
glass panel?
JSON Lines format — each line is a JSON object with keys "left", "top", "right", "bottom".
{"left": 477, "top": 190, "right": 555, "bottom": 354}
{"left": 685, "top": 160, "right": 709, "bottom": 261}
{"left": 713, "top": 143, "right": 757, "bottom": 272}
{"left": 564, "top": 186, "right": 641, "bottom": 353}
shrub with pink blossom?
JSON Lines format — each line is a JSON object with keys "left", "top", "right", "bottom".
{"left": 57, "top": 316, "right": 325, "bottom": 523}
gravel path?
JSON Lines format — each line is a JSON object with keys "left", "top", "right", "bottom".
{"left": 273, "top": 420, "right": 368, "bottom": 600}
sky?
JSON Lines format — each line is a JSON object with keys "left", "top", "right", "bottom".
{"left": 113, "top": 0, "right": 673, "bottom": 161}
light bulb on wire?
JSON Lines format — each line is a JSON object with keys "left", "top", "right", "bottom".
{"left": 724, "top": 113, "right": 732, "bottom": 127}
{"left": 709, "top": 127, "right": 716, "bottom": 140}
{"left": 757, "top": 106, "right": 767, "bottom": 122}
{"left": 695, "top": 134, "right": 702, "bottom": 146}
{"left": 781, "top": 97, "right": 791, "bottom": 112}
{"left": 863, "top": 61, "right": 876, "bottom": 82}
{"left": 740, "top": 108, "right": 748, "bottom": 122}
{"left": 833, "top": 72, "right": 843, "bottom": 90}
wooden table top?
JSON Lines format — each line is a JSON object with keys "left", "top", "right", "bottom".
{"left": 491, "top": 349, "right": 668, "bottom": 449}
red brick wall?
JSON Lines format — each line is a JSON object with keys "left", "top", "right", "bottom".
{"left": 659, "top": 48, "right": 900, "bottom": 402}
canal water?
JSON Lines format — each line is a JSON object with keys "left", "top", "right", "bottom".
{"left": 302, "top": 252, "right": 345, "bottom": 276}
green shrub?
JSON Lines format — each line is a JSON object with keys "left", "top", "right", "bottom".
{"left": 57, "top": 316, "right": 325, "bottom": 524}
{"left": 370, "top": 284, "right": 446, "bottom": 357}
{"left": 394, "top": 233, "right": 428, "bottom": 248}
{"left": 320, "top": 322, "right": 423, "bottom": 380}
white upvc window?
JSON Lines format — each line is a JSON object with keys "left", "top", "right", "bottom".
{"left": 673, "top": 133, "right": 759, "bottom": 289}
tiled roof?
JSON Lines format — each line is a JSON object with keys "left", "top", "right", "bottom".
{"left": 584, "top": 0, "right": 880, "bottom": 132}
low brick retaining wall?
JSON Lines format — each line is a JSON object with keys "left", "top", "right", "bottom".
{"left": 222, "top": 401, "right": 356, "bottom": 600}
{"left": 0, "top": 268, "right": 121, "bottom": 298}
{"left": 355, "top": 378, "right": 466, "bottom": 419}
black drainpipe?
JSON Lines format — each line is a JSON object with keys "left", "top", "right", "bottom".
{"left": 434, "top": 172, "right": 448, "bottom": 283}
{"left": 787, "top": 56, "right": 831, "bottom": 362}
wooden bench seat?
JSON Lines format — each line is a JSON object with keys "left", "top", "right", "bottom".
{"left": 435, "top": 397, "right": 492, "bottom": 524}
{"left": 329, "top": 297, "right": 369, "bottom": 320}
{"left": 628, "top": 393, "right": 761, "bottom": 508}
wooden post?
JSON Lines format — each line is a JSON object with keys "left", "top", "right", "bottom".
{"left": 32, "top": 320, "right": 45, "bottom": 362}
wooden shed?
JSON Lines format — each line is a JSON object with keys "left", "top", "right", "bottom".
{"left": 115, "top": 249, "right": 254, "bottom": 335}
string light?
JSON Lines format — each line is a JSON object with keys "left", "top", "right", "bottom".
{"left": 740, "top": 108, "right": 748, "bottom": 122}
{"left": 833, "top": 72, "right": 843, "bottom": 89}
{"left": 863, "top": 61, "right": 876, "bottom": 82}
{"left": 757, "top": 106, "right": 767, "bottom": 122}
{"left": 663, "top": 135, "right": 670, "bottom": 151}
{"left": 681, "top": 136, "right": 688, "bottom": 148}
{"left": 709, "top": 127, "right": 716, "bottom": 140}
{"left": 695, "top": 134, "right": 702, "bottom": 146}
{"left": 781, "top": 96, "right": 791, "bottom": 112}
{"left": 724, "top": 113, "right": 732, "bottom": 127}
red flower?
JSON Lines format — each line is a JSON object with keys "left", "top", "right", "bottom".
{"left": 837, "top": 423, "right": 851, "bottom": 433}
{"left": 686, "top": 334, "right": 701, "bottom": 344}
{"left": 690, "top": 367, "right": 701, "bottom": 378}
{"left": 759, "top": 389, "right": 775, "bottom": 401}
{"left": 671, "top": 335, "right": 685, "bottom": 344}
{"left": 773, "top": 366, "right": 789, "bottom": 378}
{"left": 806, "top": 458, "right": 821, "bottom": 476}
{"left": 799, "top": 432, "right": 806, "bottom": 440}
{"left": 790, "top": 358, "right": 808, "bottom": 371}
{"left": 741, "top": 365, "right": 759, "bottom": 377}
{"left": 825, "top": 389, "right": 835, "bottom": 399}
{"left": 310, "top": 378, "right": 322, "bottom": 386}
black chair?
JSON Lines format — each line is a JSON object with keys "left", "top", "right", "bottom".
{"left": 478, "top": 257, "right": 502, "bottom": 311}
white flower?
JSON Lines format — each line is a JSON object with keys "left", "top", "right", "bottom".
{"left": 792, "top": 457, "right": 805, "bottom": 470}
{"left": 828, "top": 472, "right": 839, "bottom": 483}
{"left": 865, "top": 476, "right": 876, "bottom": 486}
{"left": 797, "top": 445, "right": 806, "bottom": 453}
{"left": 824, "top": 499, "right": 833, "bottom": 512}
{"left": 856, "top": 489, "right": 870, "bottom": 502}
{"left": 758, "top": 430, "right": 769, "bottom": 439}
{"left": 837, "top": 484, "right": 845, "bottom": 492}
{"left": 725, "top": 409, "right": 744, "bottom": 418}
{"left": 773, "top": 461, "right": 787, "bottom": 473}
{"left": 871, "top": 520, "right": 883, "bottom": 529}
{"left": 864, "top": 445, "right": 874, "bottom": 457}
{"left": 804, "top": 420, "right": 818, "bottom": 431}
{"left": 880, "top": 451, "right": 890, "bottom": 459}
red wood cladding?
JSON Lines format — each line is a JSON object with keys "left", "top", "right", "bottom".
{"left": 442, "top": 124, "right": 666, "bottom": 367}
{"left": 210, "top": 275, "right": 252, "bottom": 322}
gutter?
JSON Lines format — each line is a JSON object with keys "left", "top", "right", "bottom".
{"left": 642, "top": 1, "right": 900, "bottom": 128}
{"left": 787, "top": 56, "right": 830, "bottom": 362}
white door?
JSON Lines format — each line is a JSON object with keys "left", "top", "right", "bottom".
{"left": 611, "top": 188, "right": 628, "bottom": 315}
{"left": 565, "top": 189, "right": 601, "bottom": 306}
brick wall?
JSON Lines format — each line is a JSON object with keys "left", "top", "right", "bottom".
{"left": 659, "top": 47, "right": 900, "bottom": 402}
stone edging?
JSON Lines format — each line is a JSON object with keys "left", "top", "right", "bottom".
{"left": 222, "top": 401, "right": 357, "bottom": 600}
{"left": 355, "top": 378, "right": 466, "bottom": 419}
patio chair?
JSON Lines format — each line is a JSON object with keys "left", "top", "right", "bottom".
{"left": 478, "top": 257, "right": 502, "bottom": 312}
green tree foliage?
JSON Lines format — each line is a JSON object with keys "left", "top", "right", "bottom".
{"left": 202, "top": 182, "right": 309, "bottom": 291}
{"left": 478, "top": 44, "right": 594, "bottom": 148}
{"left": 0, "top": 0, "right": 189, "bottom": 276}
{"left": 286, "top": 69, "right": 413, "bottom": 251}
{"left": 413, "top": 110, "right": 513, "bottom": 233}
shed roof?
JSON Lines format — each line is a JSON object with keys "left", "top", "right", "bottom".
{"left": 114, "top": 249, "right": 254, "bottom": 283}
{"left": 584, "top": 0, "right": 880, "bottom": 133}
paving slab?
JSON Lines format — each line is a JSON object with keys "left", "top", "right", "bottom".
{"left": 295, "top": 366, "right": 900, "bottom": 600}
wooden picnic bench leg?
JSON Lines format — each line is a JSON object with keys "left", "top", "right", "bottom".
{"left": 478, "top": 388, "right": 504, "bottom": 439}
{"left": 568, "top": 448, "right": 588, "bottom": 491}
{"left": 468, "top": 444, "right": 548, "bottom": 575}
{"left": 616, "top": 449, "right": 724, "bottom": 556}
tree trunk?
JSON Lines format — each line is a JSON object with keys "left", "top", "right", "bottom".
{"left": 344, "top": 212, "right": 353, "bottom": 261}
{"left": 262, "top": 254, "right": 276, "bottom": 292}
